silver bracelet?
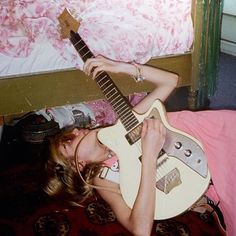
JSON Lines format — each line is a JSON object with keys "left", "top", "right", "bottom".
{"left": 131, "top": 62, "right": 145, "bottom": 82}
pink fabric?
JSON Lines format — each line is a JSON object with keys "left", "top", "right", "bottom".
{"left": 167, "top": 110, "right": 236, "bottom": 236}
{"left": 0, "top": 0, "right": 193, "bottom": 70}
{"left": 85, "top": 93, "right": 146, "bottom": 126}
{"left": 103, "top": 155, "right": 118, "bottom": 169}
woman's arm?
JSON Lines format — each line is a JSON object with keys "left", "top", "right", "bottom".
{"left": 84, "top": 56, "right": 168, "bottom": 235}
{"left": 94, "top": 118, "right": 166, "bottom": 236}
{"left": 83, "top": 55, "right": 179, "bottom": 113}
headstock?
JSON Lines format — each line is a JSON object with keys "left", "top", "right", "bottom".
{"left": 58, "top": 8, "right": 80, "bottom": 39}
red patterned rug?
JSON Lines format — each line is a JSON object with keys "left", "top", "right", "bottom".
{"left": 0, "top": 154, "right": 225, "bottom": 236}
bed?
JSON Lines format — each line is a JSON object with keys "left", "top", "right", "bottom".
{"left": 0, "top": 0, "right": 223, "bottom": 119}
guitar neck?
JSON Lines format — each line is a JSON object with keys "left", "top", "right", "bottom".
{"left": 69, "top": 31, "right": 139, "bottom": 131}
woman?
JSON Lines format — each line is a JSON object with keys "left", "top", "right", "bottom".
{"left": 44, "top": 56, "right": 235, "bottom": 236}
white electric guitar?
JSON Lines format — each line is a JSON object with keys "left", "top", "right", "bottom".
{"left": 58, "top": 9, "right": 211, "bottom": 220}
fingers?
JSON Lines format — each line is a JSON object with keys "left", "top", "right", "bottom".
{"left": 84, "top": 56, "right": 105, "bottom": 75}
{"left": 83, "top": 57, "right": 103, "bottom": 79}
{"left": 83, "top": 56, "right": 118, "bottom": 79}
{"left": 142, "top": 118, "right": 163, "bottom": 133}
{"left": 140, "top": 118, "right": 166, "bottom": 161}
{"left": 141, "top": 118, "right": 166, "bottom": 144}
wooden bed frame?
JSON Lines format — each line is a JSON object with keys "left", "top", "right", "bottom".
{"left": 0, "top": 0, "right": 222, "bottom": 121}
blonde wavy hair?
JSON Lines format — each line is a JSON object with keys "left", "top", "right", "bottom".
{"left": 43, "top": 127, "right": 103, "bottom": 206}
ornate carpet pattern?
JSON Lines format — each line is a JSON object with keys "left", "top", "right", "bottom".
{"left": 0, "top": 155, "right": 225, "bottom": 236}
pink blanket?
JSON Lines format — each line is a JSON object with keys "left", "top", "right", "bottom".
{"left": 168, "top": 110, "right": 236, "bottom": 236}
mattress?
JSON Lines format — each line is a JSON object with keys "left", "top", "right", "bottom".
{"left": 0, "top": 0, "right": 193, "bottom": 78}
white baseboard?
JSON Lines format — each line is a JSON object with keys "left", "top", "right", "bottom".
{"left": 221, "top": 40, "right": 236, "bottom": 56}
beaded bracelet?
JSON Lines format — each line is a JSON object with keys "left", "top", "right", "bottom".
{"left": 131, "top": 62, "right": 145, "bottom": 82}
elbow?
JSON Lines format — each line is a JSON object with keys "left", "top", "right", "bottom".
{"left": 171, "top": 73, "right": 179, "bottom": 89}
{"left": 167, "top": 73, "right": 179, "bottom": 95}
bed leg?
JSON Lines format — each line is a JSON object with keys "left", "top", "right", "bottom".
{"left": 187, "top": 89, "right": 198, "bottom": 110}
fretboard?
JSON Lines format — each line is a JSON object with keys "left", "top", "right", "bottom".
{"left": 69, "top": 30, "right": 139, "bottom": 131}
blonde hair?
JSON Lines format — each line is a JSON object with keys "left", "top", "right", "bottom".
{"left": 43, "top": 128, "right": 103, "bottom": 206}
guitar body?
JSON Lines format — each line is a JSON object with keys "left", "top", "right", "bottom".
{"left": 98, "top": 100, "right": 211, "bottom": 220}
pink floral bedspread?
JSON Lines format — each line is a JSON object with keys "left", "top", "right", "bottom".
{"left": 0, "top": 0, "right": 193, "bottom": 71}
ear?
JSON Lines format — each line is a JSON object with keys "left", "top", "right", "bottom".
{"left": 71, "top": 128, "right": 80, "bottom": 136}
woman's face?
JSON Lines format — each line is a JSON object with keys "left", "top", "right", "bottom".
{"left": 58, "top": 128, "right": 106, "bottom": 166}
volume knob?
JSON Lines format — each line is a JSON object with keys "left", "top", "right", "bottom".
{"left": 184, "top": 149, "right": 192, "bottom": 157}
{"left": 174, "top": 142, "right": 182, "bottom": 149}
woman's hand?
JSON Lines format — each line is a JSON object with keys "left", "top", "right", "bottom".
{"left": 141, "top": 118, "right": 166, "bottom": 163}
{"left": 83, "top": 55, "right": 128, "bottom": 80}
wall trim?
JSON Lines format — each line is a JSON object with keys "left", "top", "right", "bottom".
{"left": 221, "top": 40, "right": 236, "bottom": 56}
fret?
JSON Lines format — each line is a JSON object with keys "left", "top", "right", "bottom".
{"left": 95, "top": 71, "right": 104, "bottom": 81}
{"left": 81, "top": 50, "right": 91, "bottom": 59}
{"left": 122, "top": 118, "right": 134, "bottom": 127}
{"left": 77, "top": 44, "right": 86, "bottom": 52}
{"left": 122, "top": 119, "right": 137, "bottom": 129}
{"left": 107, "top": 91, "right": 119, "bottom": 101}
{"left": 126, "top": 121, "right": 139, "bottom": 131}
{"left": 122, "top": 113, "right": 135, "bottom": 124}
{"left": 75, "top": 44, "right": 84, "bottom": 53}
{"left": 112, "top": 98, "right": 125, "bottom": 110}
{"left": 106, "top": 87, "right": 117, "bottom": 98}
{"left": 73, "top": 39, "right": 83, "bottom": 47}
{"left": 111, "top": 97, "right": 124, "bottom": 108}
{"left": 98, "top": 78, "right": 110, "bottom": 89}
{"left": 123, "top": 117, "right": 138, "bottom": 128}
{"left": 103, "top": 83, "right": 114, "bottom": 94}
{"left": 109, "top": 98, "right": 125, "bottom": 110}
{"left": 96, "top": 74, "right": 108, "bottom": 84}
{"left": 122, "top": 116, "right": 138, "bottom": 127}
{"left": 74, "top": 41, "right": 86, "bottom": 49}
{"left": 117, "top": 106, "right": 130, "bottom": 118}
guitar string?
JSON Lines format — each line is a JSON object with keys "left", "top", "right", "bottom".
{"left": 135, "top": 141, "right": 168, "bottom": 180}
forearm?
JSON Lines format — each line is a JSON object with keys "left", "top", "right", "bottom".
{"left": 128, "top": 157, "right": 157, "bottom": 236}
{"left": 120, "top": 62, "right": 178, "bottom": 113}
{"left": 125, "top": 118, "right": 165, "bottom": 235}
{"left": 120, "top": 62, "right": 178, "bottom": 87}
{"left": 84, "top": 57, "right": 178, "bottom": 107}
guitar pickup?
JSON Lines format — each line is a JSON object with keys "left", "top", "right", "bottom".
{"left": 125, "top": 123, "right": 143, "bottom": 145}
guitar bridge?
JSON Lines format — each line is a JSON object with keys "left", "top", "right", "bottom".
{"left": 156, "top": 168, "right": 182, "bottom": 194}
